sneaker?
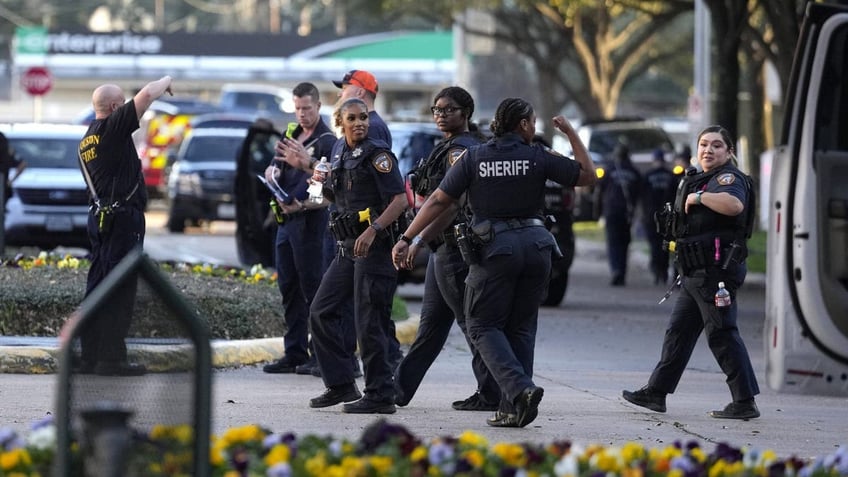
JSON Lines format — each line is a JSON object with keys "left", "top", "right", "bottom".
{"left": 452, "top": 392, "right": 499, "bottom": 411}
{"left": 309, "top": 384, "right": 362, "bottom": 408}
{"left": 622, "top": 386, "right": 667, "bottom": 413}
{"left": 94, "top": 361, "right": 147, "bottom": 377}
{"left": 709, "top": 399, "right": 760, "bottom": 420}
{"left": 514, "top": 386, "right": 544, "bottom": 427}
{"left": 295, "top": 359, "right": 319, "bottom": 376}
{"left": 486, "top": 411, "right": 520, "bottom": 428}
{"left": 342, "top": 396, "right": 396, "bottom": 414}
{"left": 263, "top": 357, "right": 301, "bottom": 374}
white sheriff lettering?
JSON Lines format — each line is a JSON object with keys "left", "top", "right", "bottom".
{"left": 478, "top": 160, "right": 530, "bottom": 177}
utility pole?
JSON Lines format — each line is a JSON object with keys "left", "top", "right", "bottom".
{"left": 691, "top": 0, "right": 712, "bottom": 145}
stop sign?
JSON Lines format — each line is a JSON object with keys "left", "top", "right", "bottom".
{"left": 21, "top": 67, "right": 53, "bottom": 96}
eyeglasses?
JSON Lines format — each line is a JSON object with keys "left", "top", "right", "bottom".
{"left": 430, "top": 106, "right": 461, "bottom": 116}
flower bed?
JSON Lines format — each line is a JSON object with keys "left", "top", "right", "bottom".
{"left": 1, "top": 417, "right": 846, "bottom": 477}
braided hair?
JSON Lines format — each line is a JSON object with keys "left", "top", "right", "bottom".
{"left": 489, "top": 98, "right": 534, "bottom": 138}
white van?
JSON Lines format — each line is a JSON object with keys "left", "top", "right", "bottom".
{"left": 765, "top": 2, "right": 848, "bottom": 395}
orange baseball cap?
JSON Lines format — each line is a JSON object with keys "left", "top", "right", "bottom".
{"left": 333, "top": 70, "right": 379, "bottom": 95}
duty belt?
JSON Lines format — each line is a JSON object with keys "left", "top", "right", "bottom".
{"left": 492, "top": 218, "right": 546, "bottom": 234}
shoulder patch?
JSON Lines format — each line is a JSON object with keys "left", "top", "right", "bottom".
{"left": 372, "top": 153, "right": 393, "bottom": 173}
{"left": 448, "top": 148, "right": 467, "bottom": 166}
{"left": 717, "top": 173, "right": 736, "bottom": 186}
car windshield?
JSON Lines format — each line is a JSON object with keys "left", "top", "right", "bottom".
{"left": 589, "top": 128, "right": 671, "bottom": 155}
{"left": 8, "top": 137, "right": 80, "bottom": 169}
{"left": 183, "top": 135, "right": 244, "bottom": 162}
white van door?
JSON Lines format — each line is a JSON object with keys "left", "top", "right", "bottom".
{"left": 765, "top": 3, "right": 848, "bottom": 395}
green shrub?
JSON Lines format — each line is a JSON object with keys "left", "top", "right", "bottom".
{"left": 0, "top": 254, "right": 409, "bottom": 339}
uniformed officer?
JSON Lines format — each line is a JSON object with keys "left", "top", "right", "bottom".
{"left": 77, "top": 76, "right": 173, "bottom": 376}
{"left": 623, "top": 125, "right": 760, "bottom": 419}
{"left": 391, "top": 86, "right": 499, "bottom": 411}
{"left": 395, "top": 98, "right": 596, "bottom": 427}
{"left": 641, "top": 148, "right": 677, "bottom": 285}
{"left": 308, "top": 98, "right": 408, "bottom": 414}
{"left": 261, "top": 82, "right": 337, "bottom": 374}
{"left": 598, "top": 143, "right": 642, "bottom": 286}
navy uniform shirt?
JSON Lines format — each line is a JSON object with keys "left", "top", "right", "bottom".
{"left": 439, "top": 132, "right": 581, "bottom": 221}
{"left": 330, "top": 137, "right": 404, "bottom": 214}
{"left": 642, "top": 165, "right": 677, "bottom": 220}
{"left": 414, "top": 132, "right": 482, "bottom": 197}
{"left": 78, "top": 100, "right": 147, "bottom": 208}
{"left": 598, "top": 158, "right": 641, "bottom": 220}
{"left": 368, "top": 111, "right": 392, "bottom": 148}
{"left": 683, "top": 163, "right": 749, "bottom": 236}
{"left": 277, "top": 118, "right": 336, "bottom": 203}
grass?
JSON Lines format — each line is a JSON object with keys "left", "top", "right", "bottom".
{"left": 573, "top": 220, "right": 767, "bottom": 274}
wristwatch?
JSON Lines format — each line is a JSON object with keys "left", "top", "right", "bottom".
{"left": 411, "top": 235, "right": 424, "bottom": 247}
{"left": 400, "top": 235, "right": 413, "bottom": 244}
{"left": 695, "top": 190, "right": 704, "bottom": 204}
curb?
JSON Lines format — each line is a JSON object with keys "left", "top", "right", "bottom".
{"left": 0, "top": 316, "right": 422, "bottom": 375}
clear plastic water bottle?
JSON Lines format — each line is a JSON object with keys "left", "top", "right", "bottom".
{"left": 307, "top": 156, "right": 329, "bottom": 204}
{"left": 715, "top": 281, "right": 731, "bottom": 307}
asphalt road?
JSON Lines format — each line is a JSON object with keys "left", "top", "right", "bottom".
{"left": 1, "top": 228, "right": 846, "bottom": 461}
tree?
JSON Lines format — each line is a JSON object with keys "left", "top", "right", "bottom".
{"left": 385, "top": 0, "right": 692, "bottom": 143}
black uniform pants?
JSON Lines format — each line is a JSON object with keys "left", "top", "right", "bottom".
{"left": 394, "top": 244, "right": 498, "bottom": 405}
{"left": 648, "top": 267, "right": 760, "bottom": 401}
{"left": 275, "top": 209, "right": 328, "bottom": 364}
{"left": 643, "top": 219, "right": 670, "bottom": 279}
{"left": 464, "top": 227, "right": 554, "bottom": 412}
{"left": 310, "top": 245, "right": 398, "bottom": 402}
{"left": 81, "top": 206, "right": 145, "bottom": 365}
{"left": 604, "top": 213, "right": 632, "bottom": 280}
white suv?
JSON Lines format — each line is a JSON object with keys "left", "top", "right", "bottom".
{"left": 2, "top": 123, "right": 91, "bottom": 250}
{"left": 556, "top": 118, "right": 674, "bottom": 220}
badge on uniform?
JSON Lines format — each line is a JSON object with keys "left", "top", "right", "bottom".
{"left": 352, "top": 147, "right": 362, "bottom": 158}
{"left": 373, "top": 153, "right": 393, "bottom": 173}
{"left": 448, "top": 148, "right": 467, "bottom": 166}
{"left": 717, "top": 173, "right": 736, "bottom": 185}
{"left": 306, "top": 146, "right": 315, "bottom": 157}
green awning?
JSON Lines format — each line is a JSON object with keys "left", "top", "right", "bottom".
{"left": 324, "top": 32, "right": 452, "bottom": 60}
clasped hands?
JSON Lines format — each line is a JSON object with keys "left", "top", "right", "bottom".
{"left": 391, "top": 241, "right": 420, "bottom": 270}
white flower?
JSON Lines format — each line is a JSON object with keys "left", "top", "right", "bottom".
{"left": 27, "top": 425, "right": 56, "bottom": 450}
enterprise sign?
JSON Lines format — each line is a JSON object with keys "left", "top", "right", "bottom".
{"left": 49, "top": 32, "right": 163, "bottom": 55}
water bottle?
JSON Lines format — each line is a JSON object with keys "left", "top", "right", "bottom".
{"left": 307, "top": 156, "right": 329, "bottom": 204}
{"left": 715, "top": 281, "right": 731, "bottom": 307}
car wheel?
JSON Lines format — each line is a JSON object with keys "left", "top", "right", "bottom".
{"left": 542, "top": 272, "right": 568, "bottom": 307}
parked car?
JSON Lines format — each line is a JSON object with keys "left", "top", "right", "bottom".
{"left": 219, "top": 84, "right": 297, "bottom": 130}
{"left": 555, "top": 117, "right": 675, "bottom": 221}
{"left": 166, "top": 127, "right": 247, "bottom": 233}
{"left": 137, "top": 97, "right": 222, "bottom": 199}
{"left": 190, "top": 112, "right": 263, "bottom": 130}
{"left": 1, "top": 123, "right": 90, "bottom": 250}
